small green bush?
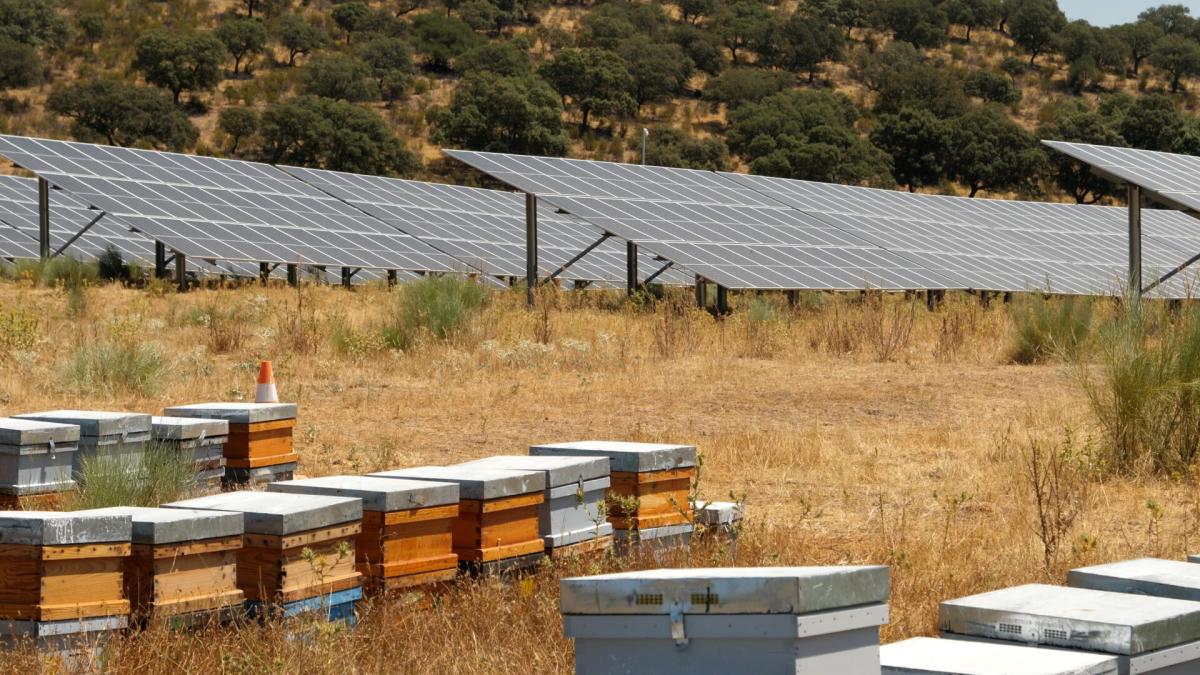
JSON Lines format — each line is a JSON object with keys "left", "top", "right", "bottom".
{"left": 65, "top": 339, "right": 168, "bottom": 396}
{"left": 382, "top": 275, "right": 488, "bottom": 349}
{"left": 1008, "top": 295, "right": 1093, "bottom": 364}
{"left": 69, "top": 441, "right": 195, "bottom": 509}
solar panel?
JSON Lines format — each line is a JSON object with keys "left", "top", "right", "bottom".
{"left": 1043, "top": 140, "right": 1200, "bottom": 215}
{"left": 281, "top": 166, "right": 692, "bottom": 285}
{"left": 444, "top": 150, "right": 962, "bottom": 291}
{"left": 0, "top": 135, "right": 462, "bottom": 274}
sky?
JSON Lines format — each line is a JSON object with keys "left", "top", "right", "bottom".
{"left": 1059, "top": 0, "right": 1200, "bottom": 26}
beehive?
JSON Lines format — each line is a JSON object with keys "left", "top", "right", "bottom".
{"left": 164, "top": 491, "right": 362, "bottom": 622}
{"left": 370, "top": 466, "right": 545, "bottom": 575}
{"left": 151, "top": 416, "right": 229, "bottom": 488}
{"left": 162, "top": 403, "right": 298, "bottom": 485}
{"left": 880, "top": 637, "right": 1119, "bottom": 675}
{"left": 613, "top": 522, "right": 695, "bottom": 556}
{"left": 529, "top": 441, "right": 696, "bottom": 532}
{"left": 0, "top": 418, "right": 79, "bottom": 509}
{"left": 561, "top": 566, "right": 890, "bottom": 675}
{"left": 1069, "top": 558, "right": 1200, "bottom": 602}
{"left": 87, "top": 506, "right": 244, "bottom": 625}
{"left": 939, "top": 584, "right": 1200, "bottom": 674}
{"left": 269, "top": 476, "right": 460, "bottom": 593}
{"left": 455, "top": 455, "right": 612, "bottom": 555}
{"left": 0, "top": 509, "right": 131, "bottom": 629}
{"left": 14, "top": 410, "right": 151, "bottom": 478}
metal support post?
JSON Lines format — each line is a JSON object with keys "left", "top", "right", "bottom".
{"left": 626, "top": 241, "right": 638, "bottom": 296}
{"left": 175, "top": 251, "right": 187, "bottom": 292}
{"left": 341, "top": 266, "right": 352, "bottom": 288}
{"left": 1128, "top": 183, "right": 1142, "bottom": 302}
{"left": 716, "top": 285, "right": 730, "bottom": 315}
{"left": 525, "top": 193, "right": 538, "bottom": 306}
{"left": 695, "top": 276, "right": 707, "bottom": 308}
{"left": 387, "top": 269, "right": 397, "bottom": 288}
{"left": 37, "top": 178, "right": 50, "bottom": 259}
{"left": 787, "top": 290, "right": 799, "bottom": 307}
{"left": 155, "top": 242, "right": 167, "bottom": 278}
{"left": 259, "top": 262, "right": 270, "bottom": 285}
{"left": 287, "top": 263, "right": 298, "bottom": 287}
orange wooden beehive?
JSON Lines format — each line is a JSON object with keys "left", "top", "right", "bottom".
{"left": 0, "top": 511, "right": 131, "bottom": 623}
{"left": 371, "top": 466, "right": 546, "bottom": 575}
{"left": 89, "top": 507, "right": 244, "bottom": 624}
{"left": 162, "top": 403, "right": 299, "bottom": 484}
{"left": 268, "top": 476, "right": 461, "bottom": 593}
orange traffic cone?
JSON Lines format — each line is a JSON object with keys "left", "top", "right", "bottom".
{"left": 256, "top": 360, "right": 279, "bottom": 403}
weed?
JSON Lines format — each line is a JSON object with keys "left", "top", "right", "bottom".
{"left": 67, "top": 441, "right": 195, "bottom": 509}
{"left": 64, "top": 338, "right": 168, "bottom": 396}
{"left": 862, "top": 293, "right": 916, "bottom": 362}
{"left": 0, "top": 308, "right": 39, "bottom": 358}
{"left": 1008, "top": 295, "right": 1092, "bottom": 364}
{"left": 1011, "top": 426, "right": 1093, "bottom": 575}
{"left": 743, "top": 296, "right": 776, "bottom": 358}
{"left": 382, "top": 275, "right": 488, "bottom": 350}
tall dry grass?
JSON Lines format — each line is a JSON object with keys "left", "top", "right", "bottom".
{"left": 0, "top": 280, "right": 1195, "bottom": 673}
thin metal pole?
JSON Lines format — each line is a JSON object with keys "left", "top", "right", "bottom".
{"left": 525, "top": 192, "right": 538, "bottom": 306}
{"left": 37, "top": 178, "right": 50, "bottom": 259}
{"left": 287, "top": 263, "right": 298, "bottom": 287}
{"left": 1128, "top": 183, "right": 1142, "bottom": 301}
{"left": 175, "top": 251, "right": 187, "bottom": 292}
{"left": 626, "top": 241, "right": 638, "bottom": 296}
{"left": 155, "top": 242, "right": 167, "bottom": 278}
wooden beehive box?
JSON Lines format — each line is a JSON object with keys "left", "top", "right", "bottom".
{"left": 164, "top": 491, "right": 363, "bottom": 615}
{"left": 151, "top": 416, "right": 229, "bottom": 488}
{"left": 529, "top": 441, "right": 697, "bottom": 531}
{"left": 14, "top": 411, "right": 151, "bottom": 477}
{"left": 269, "top": 475, "right": 460, "bottom": 593}
{"left": 370, "top": 466, "right": 546, "bottom": 575}
{"left": 455, "top": 455, "right": 612, "bottom": 556}
{"left": 0, "top": 418, "right": 80, "bottom": 509}
{"left": 0, "top": 510, "right": 132, "bottom": 624}
{"left": 87, "top": 506, "right": 244, "bottom": 624}
{"left": 162, "top": 403, "right": 298, "bottom": 485}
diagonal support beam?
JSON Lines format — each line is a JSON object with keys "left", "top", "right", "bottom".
{"left": 643, "top": 260, "right": 674, "bottom": 285}
{"left": 52, "top": 211, "right": 107, "bottom": 258}
{"left": 545, "top": 233, "right": 611, "bottom": 282}
{"left": 1142, "top": 250, "right": 1200, "bottom": 295}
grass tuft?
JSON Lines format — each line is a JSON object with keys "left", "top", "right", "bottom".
{"left": 67, "top": 441, "right": 195, "bottom": 509}
{"left": 1008, "top": 295, "right": 1093, "bottom": 364}
{"left": 382, "top": 275, "right": 489, "bottom": 350}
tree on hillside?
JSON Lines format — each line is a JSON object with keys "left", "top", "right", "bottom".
{"left": 455, "top": 42, "right": 531, "bottom": 76}
{"left": 618, "top": 37, "right": 694, "bottom": 111}
{"left": 868, "top": 0, "right": 948, "bottom": 50}
{"left": 963, "top": 69, "right": 1021, "bottom": 104}
{"left": 870, "top": 108, "right": 949, "bottom": 192}
{"left": 1009, "top": 0, "right": 1066, "bottom": 66}
{"left": 256, "top": 96, "right": 420, "bottom": 176}
{"left": 301, "top": 54, "right": 376, "bottom": 102}
{"left": 1113, "top": 21, "right": 1164, "bottom": 76}
{"left": 1118, "top": 93, "right": 1184, "bottom": 150}
{"left": 411, "top": 14, "right": 480, "bottom": 69}
{"left": 240, "top": 0, "right": 291, "bottom": 19}
{"left": 1150, "top": 33, "right": 1200, "bottom": 92}
{"left": 331, "top": 3, "right": 373, "bottom": 45}
{"left": 851, "top": 40, "right": 923, "bottom": 93}
{"left": 46, "top": 80, "right": 198, "bottom": 150}
{"left": 275, "top": 14, "right": 326, "bottom": 67}
{"left": 943, "top": 0, "right": 1000, "bottom": 42}
{"left": 581, "top": 4, "right": 668, "bottom": 50}
{"left": 361, "top": 37, "right": 414, "bottom": 101}
{"left": 761, "top": 12, "right": 844, "bottom": 83}
{"left": 1038, "top": 103, "right": 1124, "bottom": 204}
{"left": 216, "top": 17, "right": 267, "bottom": 75}
{"left": 0, "top": 37, "right": 42, "bottom": 92}
{"left": 669, "top": 25, "right": 726, "bottom": 75}
{"left": 430, "top": 73, "right": 569, "bottom": 156}
{"left": 946, "top": 105, "right": 1044, "bottom": 197}
{"left": 133, "top": 31, "right": 226, "bottom": 105}
{"left": 805, "top": 0, "right": 865, "bottom": 38}
{"left": 873, "top": 59, "right": 968, "bottom": 118}
{"left": 218, "top": 107, "right": 258, "bottom": 154}
{"left": 539, "top": 48, "right": 636, "bottom": 129}
{"left": 712, "top": 0, "right": 773, "bottom": 64}
{"left": 703, "top": 68, "right": 793, "bottom": 109}
{"left": 672, "top": 0, "right": 718, "bottom": 25}
{"left": 1138, "top": 4, "right": 1195, "bottom": 35}
{"left": 0, "top": 0, "right": 68, "bottom": 48}
{"left": 645, "top": 127, "right": 730, "bottom": 171}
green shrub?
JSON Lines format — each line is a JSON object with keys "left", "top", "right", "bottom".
{"left": 98, "top": 245, "right": 133, "bottom": 282}
{"left": 382, "top": 275, "right": 488, "bottom": 349}
{"left": 69, "top": 441, "right": 195, "bottom": 509}
{"left": 65, "top": 339, "right": 168, "bottom": 396}
{"left": 40, "top": 256, "right": 99, "bottom": 287}
{"left": 1008, "top": 295, "right": 1093, "bottom": 364}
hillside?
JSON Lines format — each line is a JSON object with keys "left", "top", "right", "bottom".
{"left": 0, "top": 0, "right": 1197, "bottom": 204}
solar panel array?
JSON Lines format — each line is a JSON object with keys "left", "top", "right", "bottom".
{"left": 1043, "top": 141, "right": 1200, "bottom": 214}
{"left": 443, "top": 150, "right": 960, "bottom": 291}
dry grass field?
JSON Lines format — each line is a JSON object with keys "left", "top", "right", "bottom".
{"left": 0, "top": 275, "right": 1194, "bottom": 673}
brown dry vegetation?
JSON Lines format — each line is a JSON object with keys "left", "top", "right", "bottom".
{"left": 0, "top": 280, "right": 1195, "bottom": 673}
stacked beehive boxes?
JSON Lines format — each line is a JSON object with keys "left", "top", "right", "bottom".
{"left": 87, "top": 506, "right": 244, "bottom": 626}
{"left": 151, "top": 416, "right": 229, "bottom": 488}
{"left": 164, "top": 491, "right": 362, "bottom": 623}
{"left": 268, "top": 476, "right": 460, "bottom": 593}
{"left": 15, "top": 411, "right": 151, "bottom": 479}
{"left": 455, "top": 455, "right": 612, "bottom": 558}
{"left": 880, "top": 637, "right": 1119, "bottom": 675}
{"left": 0, "top": 418, "right": 80, "bottom": 510}
{"left": 939, "top": 584, "right": 1200, "bottom": 674}
{"left": 560, "top": 566, "right": 891, "bottom": 674}
{"left": 530, "top": 441, "right": 696, "bottom": 553}
{"left": 370, "top": 466, "right": 545, "bottom": 576}
{"left": 162, "top": 403, "right": 298, "bottom": 485}
{"left": 0, "top": 511, "right": 132, "bottom": 652}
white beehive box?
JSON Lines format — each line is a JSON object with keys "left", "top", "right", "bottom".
{"left": 14, "top": 410, "right": 151, "bottom": 476}
{"left": 939, "top": 584, "right": 1200, "bottom": 674}
{"left": 151, "top": 416, "right": 229, "bottom": 487}
{"left": 1070, "top": 558, "right": 1200, "bottom": 602}
{"left": 561, "top": 566, "right": 890, "bottom": 675}
{"left": 881, "top": 637, "right": 1119, "bottom": 674}
{"left": 0, "top": 418, "right": 79, "bottom": 498}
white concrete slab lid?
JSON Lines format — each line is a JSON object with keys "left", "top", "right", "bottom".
{"left": 455, "top": 454, "right": 609, "bottom": 486}
{"left": 0, "top": 417, "right": 81, "bottom": 446}
{"left": 939, "top": 584, "right": 1200, "bottom": 655}
{"left": 268, "top": 475, "right": 459, "bottom": 512}
{"left": 530, "top": 440, "right": 695, "bottom": 472}
{"left": 880, "top": 637, "right": 1119, "bottom": 675}
{"left": 164, "top": 490, "right": 361, "bottom": 536}
{"left": 13, "top": 410, "right": 152, "bottom": 437}
{"left": 85, "top": 506, "right": 243, "bottom": 545}
{"left": 161, "top": 402, "right": 297, "bottom": 424}
{"left": 560, "top": 566, "right": 889, "bottom": 615}
{"left": 369, "top": 465, "right": 545, "bottom": 500}
{"left": 1069, "top": 557, "right": 1200, "bottom": 602}
{"left": 0, "top": 510, "right": 132, "bottom": 545}
{"left": 151, "top": 416, "right": 229, "bottom": 441}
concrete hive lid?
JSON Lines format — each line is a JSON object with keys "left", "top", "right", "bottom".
{"left": 151, "top": 416, "right": 229, "bottom": 441}
{"left": 455, "top": 454, "right": 609, "bottom": 487}
{"left": 0, "top": 510, "right": 132, "bottom": 545}
{"left": 13, "top": 410, "right": 152, "bottom": 437}
{"left": 161, "top": 402, "right": 297, "bottom": 424}
{"left": 938, "top": 584, "right": 1200, "bottom": 655}
{"left": 1069, "top": 558, "right": 1200, "bottom": 602}
{"left": 0, "top": 417, "right": 81, "bottom": 446}
{"left": 560, "top": 566, "right": 889, "bottom": 616}
{"left": 529, "top": 440, "right": 696, "bottom": 472}
{"left": 368, "top": 465, "right": 545, "bottom": 500}
{"left": 694, "top": 501, "right": 744, "bottom": 525}
{"left": 880, "top": 637, "right": 1119, "bottom": 675}
{"left": 267, "top": 475, "right": 459, "bottom": 512}
{"left": 164, "top": 491, "right": 361, "bottom": 536}
{"left": 84, "top": 506, "right": 243, "bottom": 545}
